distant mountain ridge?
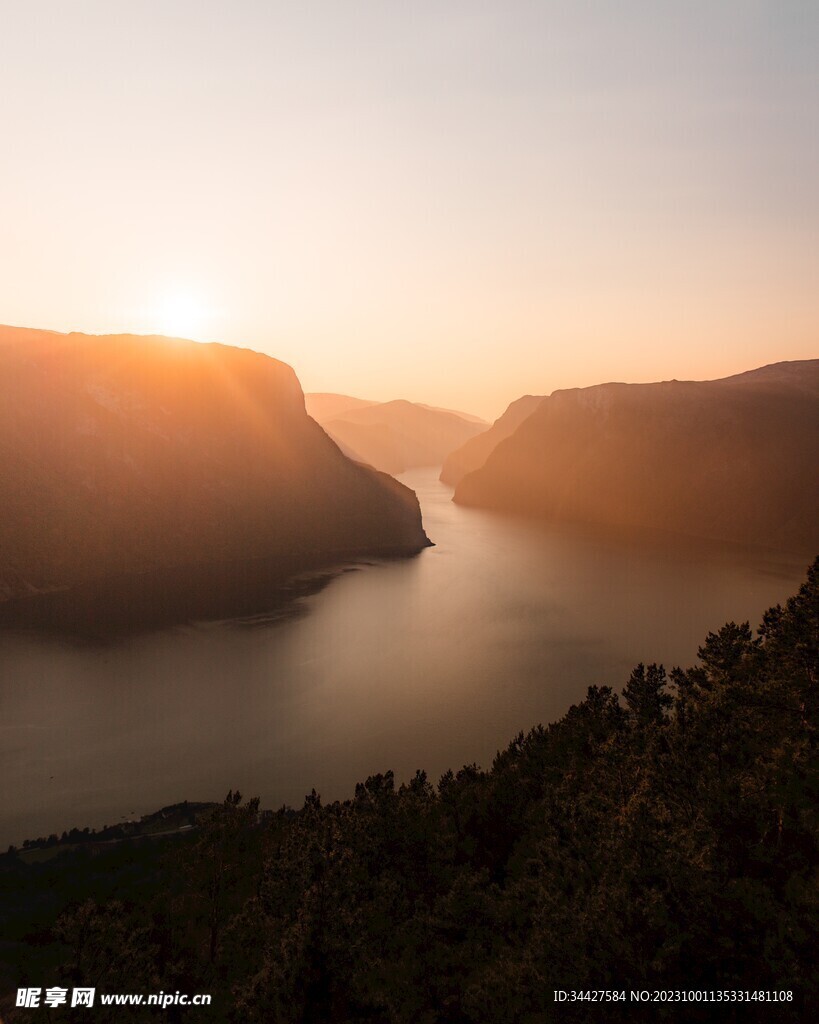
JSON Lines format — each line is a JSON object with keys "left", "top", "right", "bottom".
{"left": 453, "top": 361, "right": 819, "bottom": 552}
{"left": 0, "top": 326, "right": 429, "bottom": 611}
{"left": 307, "top": 394, "right": 487, "bottom": 475}
{"left": 440, "top": 394, "right": 545, "bottom": 486}
{"left": 304, "top": 393, "right": 378, "bottom": 423}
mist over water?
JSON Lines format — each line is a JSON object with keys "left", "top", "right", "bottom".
{"left": 0, "top": 469, "right": 808, "bottom": 847}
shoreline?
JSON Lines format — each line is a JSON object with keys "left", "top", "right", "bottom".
{"left": 0, "top": 544, "right": 428, "bottom": 640}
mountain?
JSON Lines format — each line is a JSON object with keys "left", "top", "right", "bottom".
{"left": 439, "top": 394, "right": 545, "bottom": 486}
{"left": 304, "top": 393, "right": 377, "bottom": 422}
{"left": 453, "top": 361, "right": 819, "bottom": 552}
{"left": 0, "top": 326, "right": 430, "bottom": 615}
{"left": 309, "top": 397, "right": 487, "bottom": 475}
{"left": 415, "top": 403, "right": 489, "bottom": 425}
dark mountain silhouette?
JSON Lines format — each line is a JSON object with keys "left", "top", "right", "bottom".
{"left": 0, "top": 326, "right": 429, "bottom": 612}
{"left": 440, "top": 394, "right": 545, "bottom": 486}
{"left": 453, "top": 361, "right": 819, "bottom": 552}
{"left": 309, "top": 397, "right": 487, "bottom": 475}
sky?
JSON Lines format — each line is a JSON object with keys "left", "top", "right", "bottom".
{"left": 2, "top": 1, "right": 817, "bottom": 419}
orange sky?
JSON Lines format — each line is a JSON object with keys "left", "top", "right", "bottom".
{"left": 2, "top": 1, "right": 817, "bottom": 420}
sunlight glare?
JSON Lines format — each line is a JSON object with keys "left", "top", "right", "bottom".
{"left": 153, "top": 290, "right": 209, "bottom": 340}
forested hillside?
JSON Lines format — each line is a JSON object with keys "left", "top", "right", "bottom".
{"left": 3, "top": 560, "right": 817, "bottom": 1022}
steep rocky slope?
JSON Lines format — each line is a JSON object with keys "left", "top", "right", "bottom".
{"left": 453, "top": 362, "right": 819, "bottom": 551}
{"left": 440, "top": 394, "right": 545, "bottom": 486}
{"left": 0, "top": 326, "right": 429, "bottom": 606}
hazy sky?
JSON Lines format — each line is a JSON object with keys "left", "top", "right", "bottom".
{"left": 2, "top": 1, "right": 817, "bottom": 418}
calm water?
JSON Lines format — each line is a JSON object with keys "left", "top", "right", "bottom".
{"left": 0, "top": 469, "right": 809, "bottom": 846}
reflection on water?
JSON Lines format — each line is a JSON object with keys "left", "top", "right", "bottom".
{"left": 0, "top": 469, "right": 809, "bottom": 845}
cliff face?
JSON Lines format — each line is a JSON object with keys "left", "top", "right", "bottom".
{"left": 440, "top": 394, "right": 545, "bottom": 486}
{"left": 453, "top": 361, "right": 819, "bottom": 552}
{"left": 0, "top": 326, "right": 429, "bottom": 603}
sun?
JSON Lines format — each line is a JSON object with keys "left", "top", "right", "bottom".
{"left": 153, "top": 290, "right": 209, "bottom": 340}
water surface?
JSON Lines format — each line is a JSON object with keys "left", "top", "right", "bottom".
{"left": 0, "top": 469, "right": 808, "bottom": 846}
